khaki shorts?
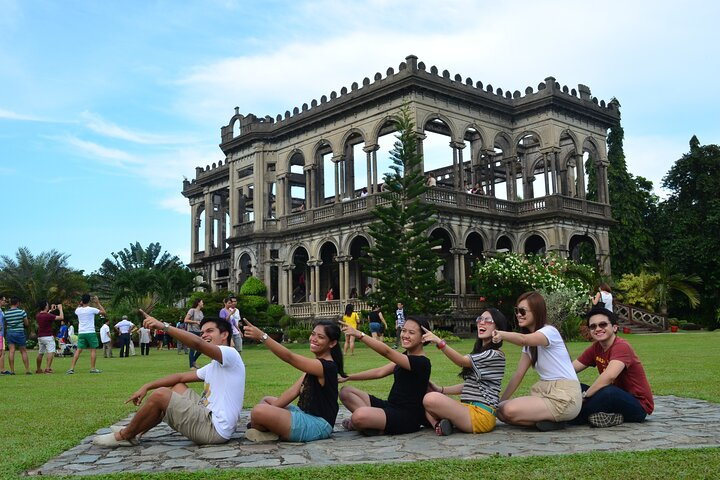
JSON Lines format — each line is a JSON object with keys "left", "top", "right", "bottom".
{"left": 163, "top": 388, "right": 228, "bottom": 445}
{"left": 530, "top": 379, "right": 582, "bottom": 422}
{"left": 37, "top": 336, "right": 56, "bottom": 354}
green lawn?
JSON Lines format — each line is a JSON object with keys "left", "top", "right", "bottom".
{"left": 1, "top": 330, "right": 718, "bottom": 479}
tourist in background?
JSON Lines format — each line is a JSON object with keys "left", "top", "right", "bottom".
{"left": 35, "top": 301, "right": 64, "bottom": 373}
{"left": 185, "top": 299, "right": 204, "bottom": 369}
{"left": 342, "top": 304, "right": 360, "bottom": 356}
{"left": 593, "top": 283, "right": 614, "bottom": 312}
{"left": 4, "top": 297, "right": 31, "bottom": 375}
{"left": 67, "top": 294, "right": 106, "bottom": 375}
{"left": 100, "top": 317, "right": 113, "bottom": 358}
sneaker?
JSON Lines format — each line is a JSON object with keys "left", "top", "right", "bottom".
{"left": 588, "top": 412, "right": 624, "bottom": 428}
{"left": 435, "top": 419, "right": 454, "bottom": 436}
{"left": 0, "top": 370, "right": 11, "bottom": 375}
{"left": 92, "top": 432, "right": 139, "bottom": 447}
{"left": 245, "top": 428, "right": 279, "bottom": 442}
{"left": 89, "top": 369, "right": 102, "bottom": 374}
{"left": 66, "top": 369, "right": 75, "bottom": 375}
{"left": 535, "top": 421, "right": 566, "bottom": 432}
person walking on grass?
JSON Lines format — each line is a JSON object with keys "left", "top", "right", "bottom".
{"left": 219, "top": 296, "right": 243, "bottom": 355}
{"left": 491, "top": 291, "right": 582, "bottom": 431}
{"left": 342, "top": 304, "right": 360, "bottom": 356}
{"left": 242, "top": 319, "right": 346, "bottom": 443}
{"left": 0, "top": 295, "right": 7, "bottom": 374}
{"left": 570, "top": 304, "right": 654, "bottom": 428}
{"left": 4, "top": 297, "right": 31, "bottom": 375}
{"left": 67, "top": 294, "right": 106, "bottom": 375}
{"left": 35, "top": 301, "right": 64, "bottom": 374}
{"left": 100, "top": 317, "right": 113, "bottom": 358}
{"left": 421, "top": 309, "right": 508, "bottom": 436}
{"left": 185, "top": 299, "right": 204, "bottom": 369}
{"left": 93, "top": 312, "right": 245, "bottom": 447}
{"left": 393, "top": 302, "right": 405, "bottom": 349}
{"left": 138, "top": 324, "right": 152, "bottom": 356}
{"left": 367, "top": 304, "right": 388, "bottom": 342}
{"left": 338, "top": 316, "right": 431, "bottom": 436}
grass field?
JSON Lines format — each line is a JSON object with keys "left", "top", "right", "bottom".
{"left": 1, "top": 330, "right": 718, "bottom": 479}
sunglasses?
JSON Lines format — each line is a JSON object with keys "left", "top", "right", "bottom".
{"left": 476, "top": 316, "right": 495, "bottom": 324}
{"left": 514, "top": 307, "right": 529, "bottom": 316}
{"left": 589, "top": 321, "right": 611, "bottom": 330}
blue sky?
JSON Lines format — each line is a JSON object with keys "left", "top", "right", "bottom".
{"left": 1, "top": 0, "right": 718, "bottom": 273}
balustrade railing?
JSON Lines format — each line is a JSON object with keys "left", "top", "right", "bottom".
{"left": 615, "top": 303, "right": 668, "bottom": 331}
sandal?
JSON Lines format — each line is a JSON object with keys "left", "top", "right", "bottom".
{"left": 44, "top": 368, "right": 54, "bottom": 374}
{"left": 341, "top": 418, "right": 355, "bottom": 431}
{"left": 435, "top": 419, "right": 453, "bottom": 436}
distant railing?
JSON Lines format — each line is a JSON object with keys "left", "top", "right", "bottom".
{"left": 616, "top": 303, "right": 668, "bottom": 331}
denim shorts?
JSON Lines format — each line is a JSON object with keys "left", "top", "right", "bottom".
{"left": 369, "top": 322, "right": 382, "bottom": 334}
{"left": 288, "top": 405, "right": 333, "bottom": 442}
{"left": 6, "top": 330, "right": 27, "bottom": 347}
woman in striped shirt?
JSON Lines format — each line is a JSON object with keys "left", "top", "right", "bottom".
{"left": 422, "top": 308, "right": 509, "bottom": 436}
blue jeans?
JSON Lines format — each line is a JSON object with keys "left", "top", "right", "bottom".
{"left": 188, "top": 331, "right": 202, "bottom": 368}
{"left": 119, "top": 333, "right": 130, "bottom": 357}
{"left": 571, "top": 383, "right": 647, "bottom": 424}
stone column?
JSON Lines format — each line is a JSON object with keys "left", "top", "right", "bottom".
{"left": 575, "top": 153, "right": 586, "bottom": 198}
{"left": 304, "top": 165, "right": 314, "bottom": 208}
{"left": 204, "top": 190, "right": 213, "bottom": 253}
{"left": 451, "top": 248, "right": 468, "bottom": 294}
{"left": 282, "top": 264, "right": 293, "bottom": 304}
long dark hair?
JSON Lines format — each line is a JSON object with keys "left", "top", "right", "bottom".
{"left": 517, "top": 291, "right": 547, "bottom": 367}
{"left": 344, "top": 304, "right": 354, "bottom": 317}
{"left": 316, "top": 320, "right": 347, "bottom": 377}
{"left": 460, "top": 308, "right": 509, "bottom": 378}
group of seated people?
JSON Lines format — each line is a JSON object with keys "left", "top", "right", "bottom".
{"left": 93, "top": 291, "right": 653, "bottom": 447}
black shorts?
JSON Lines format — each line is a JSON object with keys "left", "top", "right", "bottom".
{"left": 369, "top": 395, "right": 425, "bottom": 434}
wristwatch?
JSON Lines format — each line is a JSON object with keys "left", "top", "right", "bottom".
{"left": 163, "top": 322, "right": 171, "bottom": 329}
{"left": 260, "top": 333, "right": 268, "bottom": 343}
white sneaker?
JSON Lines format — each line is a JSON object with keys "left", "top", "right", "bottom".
{"left": 93, "top": 432, "right": 139, "bottom": 447}
{"left": 245, "top": 428, "right": 279, "bottom": 442}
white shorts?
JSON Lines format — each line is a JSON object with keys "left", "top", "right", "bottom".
{"left": 38, "top": 336, "right": 57, "bottom": 354}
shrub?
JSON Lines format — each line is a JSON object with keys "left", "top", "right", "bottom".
{"left": 539, "top": 287, "right": 590, "bottom": 341}
{"left": 288, "top": 327, "right": 312, "bottom": 343}
{"left": 239, "top": 276, "right": 267, "bottom": 296}
{"left": 615, "top": 272, "right": 657, "bottom": 310}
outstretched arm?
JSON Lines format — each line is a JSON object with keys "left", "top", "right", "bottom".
{"left": 243, "top": 319, "right": 324, "bottom": 377}
{"left": 340, "top": 320, "right": 412, "bottom": 370}
{"left": 422, "top": 326, "right": 471, "bottom": 368}
{"left": 492, "top": 329, "right": 549, "bottom": 348}
{"left": 500, "top": 352, "right": 532, "bottom": 401}
{"left": 342, "top": 363, "right": 395, "bottom": 381}
{"left": 139, "top": 310, "right": 224, "bottom": 363}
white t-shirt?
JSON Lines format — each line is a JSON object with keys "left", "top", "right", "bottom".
{"left": 99, "top": 324, "right": 111, "bottom": 343}
{"left": 196, "top": 345, "right": 246, "bottom": 439}
{"left": 139, "top": 327, "right": 151, "bottom": 343}
{"left": 522, "top": 325, "right": 578, "bottom": 381}
{"left": 600, "top": 291, "right": 613, "bottom": 312}
{"left": 114, "top": 319, "right": 134, "bottom": 334}
{"left": 75, "top": 306, "right": 100, "bottom": 334}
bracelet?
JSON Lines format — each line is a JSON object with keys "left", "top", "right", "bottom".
{"left": 437, "top": 339, "right": 447, "bottom": 350}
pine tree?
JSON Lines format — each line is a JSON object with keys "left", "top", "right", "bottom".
{"left": 361, "top": 106, "right": 451, "bottom": 317}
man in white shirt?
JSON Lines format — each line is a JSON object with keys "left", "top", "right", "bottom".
{"left": 115, "top": 315, "right": 135, "bottom": 358}
{"left": 99, "top": 318, "right": 113, "bottom": 358}
{"left": 67, "top": 294, "right": 106, "bottom": 375}
{"left": 93, "top": 312, "right": 245, "bottom": 447}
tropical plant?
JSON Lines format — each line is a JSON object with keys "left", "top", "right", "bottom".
{"left": 641, "top": 261, "right": 702, "bottom": 316}
{"left": 361, "top": 106, "right": 451, "bottom": 317}
{"left": 0, "top": 247, "right": 87, "bottom": 317}
{"left": 615, "top": 272, "right": 657, "bottom": 311}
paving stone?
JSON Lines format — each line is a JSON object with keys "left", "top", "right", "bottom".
{"left": 26, "top": 396, "right": 720, "bottom": 476}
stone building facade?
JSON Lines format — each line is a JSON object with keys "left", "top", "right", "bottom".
{"left": 182, "top": 55, "right": 618, "bottom": 319}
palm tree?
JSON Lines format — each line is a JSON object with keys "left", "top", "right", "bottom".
{"left": 642, "top": 261, "right": 702, "bottom": 315}
{"left": 0, "top": 247, "right": 87, "bottom": 313}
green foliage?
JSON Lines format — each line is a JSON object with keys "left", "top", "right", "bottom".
{"left": 361, "top": 106, "right": 451, "bottom": 317}
{"left": 287, "top": 327, "right": 313, "bottom": 343}
{"left": 92, "top": 242, "right": 195, "bottom": 311}
{"left": 267, "top": 303, "right": 285, "bottom": 320}
{"left": 0, "top": 247, "right": 88, "bottom": 321}
{"left": 473, "top": 252, "right": 592, "bottom": 318}
{"left": 538, "top": 287, "right": 589, "bottom": 341}
{"left": 616, "top": 272, "right": 657, "bottom": 310}
{"left": 188, "top": 290, "right": 231, "bottom": 319}
{"left": 150, "top": 305, "right": 185, "bottom": 324}
{"left": 656, "top": 136, "right": 720, "bottom": 327}
{"left": 239, "top": 276, "right": 267, "bottom": 296}
{"left": 641, "top": 261, "right": 702, "bottom": 316}
{"left": 432, "top": 329, "right": 461, "bottom": 342}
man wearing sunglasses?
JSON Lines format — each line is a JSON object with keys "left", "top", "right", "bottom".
{"left": 571, "top": 304, "right": 654, "bottom": 427}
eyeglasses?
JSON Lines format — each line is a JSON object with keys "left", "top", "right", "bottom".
{"left": 589, "top": 321, "right": 610, "bottom": 330}
{"left": 476, "top": 316, "right": 495, "bottom": 324}
{"left": 514, "top": 307, "right": 528, "bottom": 316}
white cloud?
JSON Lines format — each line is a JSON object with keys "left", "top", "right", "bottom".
{"left": 59, "top": 135, "right": 142, "bottom": 167}
{"left": 0, "top": 108, "right": 54, "bottom": 122}
{"left": 159, "top": 195, "right": 190, "bottom": 215}
{"left": 81, "top": 111, "right": 197, "bottom": 145}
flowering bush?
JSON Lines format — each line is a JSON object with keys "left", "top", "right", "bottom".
{"left": 473, "top": 252, "right": 593, "bottom": 323}
{"left": 538, "top": 287, "right": 591, "bottom": 341}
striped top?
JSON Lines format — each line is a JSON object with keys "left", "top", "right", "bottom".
{"left": 460, "top": 349, "right": 506, "bottom": 408}
{"left": 4, "top": 307, "right": 27, "bottom": 333}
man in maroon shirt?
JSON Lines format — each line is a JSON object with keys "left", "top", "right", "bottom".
{"left": 36, "top": 301, "right": 64, "bottom": 373}
{"left": 572, "top": 304, "right": 653, "bottom": 428}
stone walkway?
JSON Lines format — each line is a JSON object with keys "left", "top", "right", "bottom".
{"left": 29, "top": 396, "right": 720, "bottom": 476}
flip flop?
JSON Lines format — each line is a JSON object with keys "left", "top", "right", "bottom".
{"left": 435, "top": 419, "right": 453, "bottom": 436}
